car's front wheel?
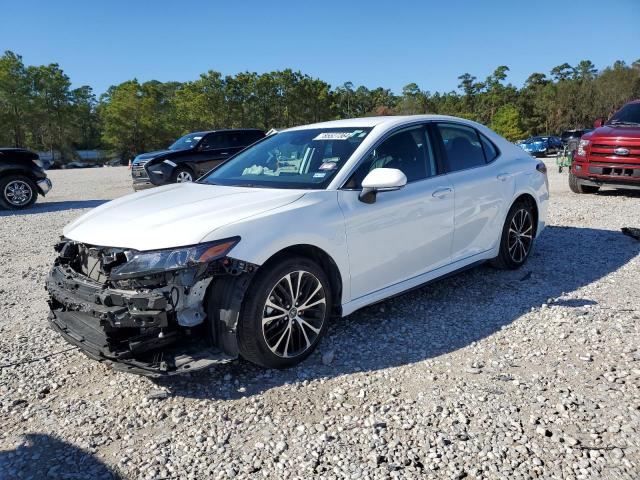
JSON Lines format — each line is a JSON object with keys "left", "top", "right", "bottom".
{"left": 490, "top": 199, "right": 535, "bottom": 270}
{"left": 0, "top": 174, "right": 38, "bottom": 210}
{"left": 237, "top": 256, "right": 332, "bottom": 368}
{"left": 173, "top": 166, "right": 194, "bottom": 183}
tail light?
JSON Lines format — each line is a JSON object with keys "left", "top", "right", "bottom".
{"left": 536, "top": 162, "right": 547, "bottom": 175}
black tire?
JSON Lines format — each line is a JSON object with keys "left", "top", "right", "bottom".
{"left": 172, "top": 166, "right": 195, "bottom": 183}
{"left": 568, "top": 173, "right": 599, "bottom": 194}
{"left": 0, "top": 174, "right": 38, "bottom": 210}
{"left": 490, "top": 199, "right": 536, "bottom": 270}
{"left": 237, "top": 256, "right": 332, "bottom": 369}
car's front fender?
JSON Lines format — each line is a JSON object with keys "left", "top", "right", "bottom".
{"left": 203, "top": 190, "right": 352, "bottom": 304}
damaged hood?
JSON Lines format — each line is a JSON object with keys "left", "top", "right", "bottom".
{"left": 64, "top": 183, "right": 305, "bottom": 250}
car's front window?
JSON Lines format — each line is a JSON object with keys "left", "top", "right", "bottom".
{"left": 168, "top": 133, "right": 204, "bottom": 150}
{"left": 200, "top": 127, "right": 372, "bottom": 189}
{"left": 607, "top": 103, "right": 640, "bottom": 126}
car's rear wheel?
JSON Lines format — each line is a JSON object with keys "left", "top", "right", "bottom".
{"left": 237, "top": 256, "right": 332, "bottom": 368}
{"left": 490, "top": 199, "right": 535, "bottom": 270}
{"left": 173, "top": 167, "right": 194, "bottom": 183}
{"left": 569, "top": 173, "right": 599, "bottom": 194}
{"left": 0, "top": 174, "right": 38, "bottom": 210}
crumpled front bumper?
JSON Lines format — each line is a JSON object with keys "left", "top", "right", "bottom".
{"left": 45, "top": 264, "right": 234, "bottom": 376}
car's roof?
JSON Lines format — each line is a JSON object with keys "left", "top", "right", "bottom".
{"left": 188, "top": 128, "right": 264, "bottom": 136}
{"left": 285, "top": 115, "right": 480, "bottom": 131}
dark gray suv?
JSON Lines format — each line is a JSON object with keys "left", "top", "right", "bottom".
{"left": 131, "top": 129, "right": 265, "bottom": 190}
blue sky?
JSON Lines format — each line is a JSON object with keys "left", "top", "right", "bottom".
{"left": 1, "top": 0, "right": 638, "bottom": 96}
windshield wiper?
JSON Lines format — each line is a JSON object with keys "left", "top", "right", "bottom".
{"left": 228, "top": 183, "right": 268, "bottom": 188}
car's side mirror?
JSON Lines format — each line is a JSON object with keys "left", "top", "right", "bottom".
{"left": 358, "top": 168, "right": 407, "bottom": 204}
{"left": 593, "top": 117, "right": 604, "bottom": 128}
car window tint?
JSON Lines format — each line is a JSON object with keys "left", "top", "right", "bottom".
{"left": 479, "top": 133, "right": 499, "bottom": 162}
{"left": 200, "top": 133, "right": 221, "bottom": 150}
{"left": 347, "top": 127, "right": 435, "bottom": 188}
{"left": 225, "top": 132, "right": 243, "bottom": 148}
{"left": 243, "top": 131, "right": 264, "bottom": 145}
{"left": 437, "top": 123, "right": 486, "bottom": 172}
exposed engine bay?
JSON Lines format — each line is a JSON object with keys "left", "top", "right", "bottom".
{"left": 45, "top": 238, "right": 257, "bottom": 376}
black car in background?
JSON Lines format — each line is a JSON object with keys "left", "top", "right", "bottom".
{"left": 560, "top": 129, "right": 593, "bottom": 149}
{"left": 131, "top": 129, "right": 265, "bottom": 190}
{"left": 0, "top": 148, "right": 52, "bottom": 209}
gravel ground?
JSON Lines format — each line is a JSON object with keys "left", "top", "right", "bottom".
{"left": 1, "top": 164, "right": 639, "bottom": 480}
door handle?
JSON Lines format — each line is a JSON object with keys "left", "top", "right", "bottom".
{"left": 432, "top": 187, "right": 452, "bottom": 198}
{"left": 497, "top": 173, "right": 513, "bottom": 182}
{"left": 220, "top": 152, "right": 230, "bottom": 156}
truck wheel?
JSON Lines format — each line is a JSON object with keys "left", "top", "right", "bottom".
{"left": 0, "top": 174, "right": 38, "bottom": 210}
{"left": 568, "top": 173, "right": 599, "bottom": 194}
{"left": 237, "top": 256, "right": 332, "bottom": 369}
{"left": 173, "top": 167, "right": 194, "bottom": 183}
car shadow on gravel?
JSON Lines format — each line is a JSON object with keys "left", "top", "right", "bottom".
{"left": 595, "top": 189, "right": 640, "bottom": 198}
{"left": 0, "top": 200, "right": 108, "bottom": 216}
{"left": 0, "top": 433, "right": 121, "bottom": 480}
{"left": 154, "top": 225, "right": 640, "bottom": 400}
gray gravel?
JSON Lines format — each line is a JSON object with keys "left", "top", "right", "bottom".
{"left": 1, "top": 164, "right": 639, "bottom": 479}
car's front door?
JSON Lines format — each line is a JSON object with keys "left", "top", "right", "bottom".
{"left": 434, "top": 122, "right": 514, "bottom": 262}
{"left": 338, "top": 125, "right": 455, "bottom": 300}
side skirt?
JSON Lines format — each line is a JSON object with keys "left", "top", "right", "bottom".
{"left": 340, "top": 252, "right": 492, "bottom": 317}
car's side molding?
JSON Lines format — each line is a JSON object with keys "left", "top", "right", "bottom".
{"left": 341, "top": 250, "right": 493, "bottom": 317}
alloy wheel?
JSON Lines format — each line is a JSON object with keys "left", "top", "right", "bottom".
{"left": 262, "top": 271, "right": 327, "bottom": 358}
{"left": 4, "top": 180, "right": 33, "bottom": 206}
{"left": 176, "top": 171, "right": 193, "bottom": 182}
{"left": 508, "top": 209, "right": 533, "bottom": 263}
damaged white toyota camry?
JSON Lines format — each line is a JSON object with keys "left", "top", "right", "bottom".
{"left": 46, "top": 115, "right": 548, "bottom": 376}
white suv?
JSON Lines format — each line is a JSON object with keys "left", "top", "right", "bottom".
{"left": 46, "top": 115, "right": 548, "bottom": 376}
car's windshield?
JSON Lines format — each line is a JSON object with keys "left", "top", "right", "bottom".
{"left": 607, "top": 103, "right": 640, "bottom": 126}
{"left": 168, "top": 133, "right": 204, "bottom": 151}
{"left": 200, "top": 127, "right": 372, "bottom": 189}
{"left": 561, "top": 131, "right": 583, "bottom": 141}
{"left": 525, "top": 136, "right": 547, "bottom": 143}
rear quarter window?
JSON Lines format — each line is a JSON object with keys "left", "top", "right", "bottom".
{"left": 479, "top": 134, "right": 499, "bottom": 162}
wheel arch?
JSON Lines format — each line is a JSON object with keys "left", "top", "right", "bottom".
{"left": 0, "top": 167, "right": 38, "bottom": 182}
{"left": 258, "top": 244, "right": 343, "bottom": 317}
{"left": 511, "top": 192, "right": 539, "bottom": 237}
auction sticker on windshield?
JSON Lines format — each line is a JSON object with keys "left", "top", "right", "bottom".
{"left": 319, "top": 162, "right": 337, "bottom": 170}
{"left": 313, "top": 132, "right": 354, "bottom": 141}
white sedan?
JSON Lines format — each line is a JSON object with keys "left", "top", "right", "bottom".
{"left": 46, "top": 115, "right": 548, "bottom": 375}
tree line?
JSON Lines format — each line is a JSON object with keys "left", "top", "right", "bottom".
{"left": 1, "top": 50, "right": 639, "bottom": 161}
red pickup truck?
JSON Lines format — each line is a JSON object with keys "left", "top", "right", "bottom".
{"left": 569, "top": 99, "right": 640, "bottom": 193}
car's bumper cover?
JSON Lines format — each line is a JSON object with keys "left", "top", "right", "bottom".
{"left": 572, "top": 160, "right": 640, "bottom": 189}
{"left": 37, "top": 178, "right": 52, "bottom": 195}
{"left": 45, "top": 264, "right": 234, "bottom": 376}
{"left": 132, "top": 180, "right": 155, "bottom": 191}
{"left": 48, "top": 309, "right": 234, "bottom": 376}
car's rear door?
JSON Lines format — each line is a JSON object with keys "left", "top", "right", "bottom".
{"left": 434, "top": 122, "right": 514, "bottom": 262}
{"left": 338, "top": 124, "right": 454, "bottom": 300}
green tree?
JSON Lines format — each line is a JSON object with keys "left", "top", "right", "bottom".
{"left": 0, "top": 51, "right": 31, "bottom": 147}
{"left": 490, "top": 104, "right": 525, "bottom": 141}
{"left": 27, "top": 63, "right": 74, "bottom": 156}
